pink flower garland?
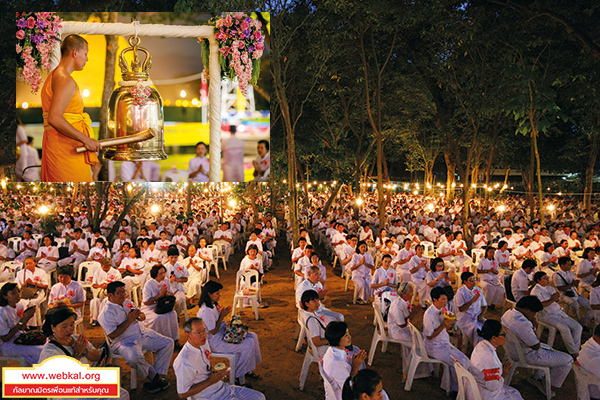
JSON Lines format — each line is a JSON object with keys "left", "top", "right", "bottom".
{"left": 130, "top": 83, "right": 152, "bottom": 107}
{"left": 16, "top": 12, "right": 62, "bottom": 94}
{"left": 200, "top": 13, "right": 265, "bottom": 96}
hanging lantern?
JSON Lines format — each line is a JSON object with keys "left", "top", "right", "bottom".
{"left": 105, "top": 36, "right": 167, "bottom": 161}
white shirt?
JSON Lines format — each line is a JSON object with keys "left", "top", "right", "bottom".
{"left": 469, "top": 340, "right": 507, "bottom": 397}
{"left": 371, "top": 267, "right": 398, "bottom": 296}
{"left": 387, "top": 297, "right": 411, "bottom": 342}
{"left": 578, "top": 338, "right": 600, "bottom": 384}
{"left": 511, "top": 268, "right": 530, "bottom": 302}
{"left": 174, "top": 341, "right": 229, "bottom": 399}
{"left": 578, "top": 259, "right": 598, "bottom": 286}
{"left": 36, "top": 245, "right": 59, "bottom": 266}
{"left": 48, "top": 281, "right": 85, "bottom": 317}
{"left": 531, "top": 284, "right": 562, "bottom": 315}
{"left": 322, "top": 346, "right": 352, "bottom": 394}
{"left": 98, "top": 300, "right": 143, "bottom": 346}
{"left": 409, "top": 255, "right": 429, "bottom": 281}
{"left": 501, "top": 309, "right": 539, "bottom": 356}
{"left": 0, "top": 304, "right": 24, "bottom": 344}
{"left": 188, "top": 156, "right": 209, "bottom": 182}
{"left": 16, "top": 267, "right": 48, "bottom": 288}
{"left": 478, "top": 258, "right": 500, "bottom": 285}
{"left": 253, "top": 152, "right": 270, "bottom": 182}
{"left": 423, "top": 304, "right": 450, "bottom": 346}
{"left": 455, "top": 286, "right": 487, "bottom": 320}
{"left": 221, "top": 136, "right": 245, "bottom": 182}
{"left": 295, "top": 279, "right": 323, "bottom": 309}
{"left": 91, "top": 267, "right": 121, "bottom": 286}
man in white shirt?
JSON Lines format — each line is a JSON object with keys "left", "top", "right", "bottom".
{"left": 16, "top": 231, "right": 38, "bottom": 262}
{"left": 57, "top": 228, "right": 89, "bottom": 271}
{"left": 112, "top": 230, "right": 132, "bottom": 256}
{"left": 213, "top": 223, "right": 233, "bottom": 262}
{"left": 511, "top": 259, "right": 537, "bottom": 302}
{"left": 98, "top": 281, "right": 173, "bottom": 394}
{"left": 501, "top": 296, "right": 572, "bottom": 392}
{"left": 295, "top": 266, "right": 343, "bottom": 321}
{"left": 15, "top": 257, "right": 48, "bottom": 327}
{"left": 252, "top": 140, "right": 270, "bottom": 182}
{"left": 174, "top": 317, "right": 265, "bottom": 400}
{"left": 423, "top": 220, "right": 439, "bottom": 244}
{"left": 188, "top": 142, "right": 210, "bottom": 182}
{"left": 578, "top": 325, "right": 600, "bottom": 399}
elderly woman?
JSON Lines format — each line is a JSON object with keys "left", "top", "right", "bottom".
{"left": 39, "top": 306, "right": 129, "bottom": 400}
{"left": 196, "top": 280, "right": 262, "bottom": 384}
{"left": 0, "top": 282, "right": 42, "bottom": 365}
{"left": 141, "top": 265, "right": 180, "bottom": 345}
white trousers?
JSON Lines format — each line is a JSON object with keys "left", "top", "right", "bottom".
{"left": 537, "top": 312, "right": 582, "bottom": 355}
{"left": 480, "top": 281, "right": 505, "bottom": 306}
{"left": 112, "top": 329, "right": 174, "bottom": 380}
{"left": 425, "top": 342, "right": 470, "bottom": 393}
{"left": 525, "top": 348, "right": 573, "bottom": 388}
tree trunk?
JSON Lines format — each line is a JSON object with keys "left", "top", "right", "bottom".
{"left": 323, "top": 183, "right": 343, "bottom": 216}
{"left": 248, "top": 182, "right": 259, "bottom": 230}
{"left": 584, "top": 132, "right": 599, "bottom": 210}
{"left": 69, "top": 183, "right": 79, "bottom": 213}
{"left": 106, "top": 187, "right": 147, "bottom": 243}
{"left": 445, "top": 153, "right": 455, "bottom": 202}
{"left": 98, "top": 12, "right": 118, "bottom": 181}
{"left": 186, "top": 183, "right": 192, "bottom": 215}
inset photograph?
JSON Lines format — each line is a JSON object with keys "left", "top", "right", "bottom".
{"left": 16, "top": 12, "right": 270, "bottom": 183}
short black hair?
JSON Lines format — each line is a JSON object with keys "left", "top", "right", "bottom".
{"left": 522, "top": 259, "right": 537, "bottom": 271}
{"left": 42, "top": 306, "right": 77, "bottom": 336}
{"left": 477, "top": 319, "right": 502, "bottom": 341}
{"left": 300, "top": 289, "right": 319, "bottom": 311}
{"left": 106, "top": 281, "right": 125, "bottom": 295}
{"left": 325, "top": 321, "right": 348, "bottom": 347}
{"left": 57, "top": 265, "right": 74, "bottom": 278}
{"left": 199, "top": 280, "right": 223, "bottom": 309}
{"left": 0, "top": 282, "right": 18, "bottom": 306}
{"left": 431, "top": 287, "right": 447, "bottom": 301}
{"left": 150, "top": 265, "right": 166, "bottom": 279}
{"left": 516, "top": 295, "right": 543, "bottom": 312}
{"left": 258, "top": 140, "right": 269, "bottom": 152}
{"left": 533, "top": 271, "right": 547, "bottom": 283}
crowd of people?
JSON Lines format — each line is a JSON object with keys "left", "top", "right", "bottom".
{"left": 289, "top": 190, "right": 600, "bottom": 399}
{"left": 0, "top": 187, "right": 273, "bottom": 399}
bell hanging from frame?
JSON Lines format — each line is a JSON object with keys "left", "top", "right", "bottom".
{"left": 105, "top": 36, "right": 167, "bottom": 161}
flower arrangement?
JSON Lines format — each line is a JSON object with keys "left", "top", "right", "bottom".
{"left": 200, "top": 13, "right": 264, "bottom": 96}
{"left": 130, "top": 83, "right": 152, "bottom": 107}
{"left": 16, "top": 12, "right": 63, "bottom": 94}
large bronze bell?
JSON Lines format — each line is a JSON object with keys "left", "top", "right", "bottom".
{"left": 104, "top": 36, "right": 167, "bottom": 161}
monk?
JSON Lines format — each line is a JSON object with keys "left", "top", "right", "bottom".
{"left": 41, "top": 34, "right": 101, "bottom": 182}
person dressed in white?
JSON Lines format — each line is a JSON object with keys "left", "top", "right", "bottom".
{"left": 16, "top": 231, "right": 37, "bottom": 262}
{"left": 174, "top": 317, "right": 265, "bottom": 400}
{"left": 342, "top": 369, "right": 390, "bottom": 400}
{"left": 477, "top": 246, "right": 505, "bottom": 307}
{"left": 141, "top": 265, "right": 180, "bottom": 344}
{"left": 15, "top": 257, "right": 48, "bottom": 328}
{"left": 196, "top": 281, "right": 262, "bottom": 381}
{"left": 87, "top": 237, "right": 110, "bottom": 263}
{"left": 188, "top": 142, "right": 210, "bottom": 182}
{"left": 119, "top": 247, "right": 145, "bottom": 292}
{"left": 395, "top": 238, "right": 415, "bottom": 282}
{"left": 57, "top": 228, "right": 88, "bottom": 270}
{"left": 172, "top": 226, "right": 190, "bottom": 257}
{"left": 469, "top": 319, "right": 523, "bottom": 400}
{"left": 577, "top": 247, "right": 598, "bottom": 293}
{"left": 300, "top": 290, "right": 334, "bottom": 358}
{"left": 501, "top": 296, "right": 572, "bottom": 393}
{"left": 370, "top": 254, "right": 398, "bottom": 299}
{"left": 349, "top": 240, "right": 375, "bottom": 304}
{"left": 213, "top": 223, "right": 233, "bottom": 263}
{"left": 387, "top": 282, "right": 420, "bottom": 376}
{"left": 409, "top": 244, "right": 431, "bottom": 308}
{"left": 473, "top": 226, "right": 488, "bottom": 249}
{"left": 142, "top": 238, "right": 162, "bottom": 271}
{"left": 0, "top": 282, "right": 43, "bottom": 366}
{"left": 296, "top": 266, "right": 343, "bottom": 322}
{"left": 321, "top": 321, "right": 367, "bottom": 399}
{"left": 578, "top": 324, "right": 600, "bottom": 399}
{"left": 222, "top": 125, "right": 245, "bottom": 182}
{"left": 48, "top": 265, "right": 85, "bottom": 320}
{"left": 540, "top": 243, "right": 559, "bottom": 273}
{"left": 437, "top": 232, "right": 456, "bottom": 271}
{"left": 554, "top": 256, "right": 593, "bottom": 325}
{"left": 423, "top": 287, "right": 470, "bottom": 393}
{"left": 252, "top": 140, "right": 270, "bottom": 182}
{"left": 511, "top": 259, "right": 536, "bottom": 303}
{"left": 98, "top": 281, "right": 173, "bottom": 394}
{"left": 513, "top": 238, "right": 534, "bottom": 270}
{"left": 455, "top": 271, "right": 487, "bottom": 346}
{"left": 89, "top": 257, "right": 121, "bottom": 326}
{"left": 35, "top": 234, "right": 59, "bottom": 273}
{"left": 162, "top": 247, "right": 190, "bottom": 315}
{"left": 531, "top": 271, "right": 582, "bottom": 357}
{"left": 184, "top": 244, "right": 205, "bottom": 305}
{"left": 494, "top": 241, "right": 511, "bottom": 272}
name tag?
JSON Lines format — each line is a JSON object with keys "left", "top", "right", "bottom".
{"left": 483, "top": 368, "right": 500, "bottom": 381}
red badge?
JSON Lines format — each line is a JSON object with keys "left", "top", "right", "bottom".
{"left": 205, "top": 349, "right": 211, "bottom": 359}
{"left": 483, "top": 368, "right": 500, "bottom": 381}
{"left": 67, "top": 290, "right": 75, "bottom": 298}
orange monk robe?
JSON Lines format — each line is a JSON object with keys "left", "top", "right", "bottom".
{"left": 40, "top": 70, "right": 98, "bottom": 182}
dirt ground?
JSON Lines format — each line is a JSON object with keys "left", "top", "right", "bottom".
{"left": 4, "top": 232, "right": 581, "bottom": 399}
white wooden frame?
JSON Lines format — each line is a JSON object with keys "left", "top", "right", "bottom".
{"left": 50, "top": 21, "right": 222, "bottom": 181}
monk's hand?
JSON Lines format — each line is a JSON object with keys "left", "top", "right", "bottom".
{"left": 84, "top": 137, "right": 102, "bottom": 152}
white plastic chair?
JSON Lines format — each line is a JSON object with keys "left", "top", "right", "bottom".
{"left": 77, "top": 261, "right": 101, "bottom": 291}
{"left": 160, "top": 168, "right": 189, "bottom": 183}
{"left": 205, "top": 245, "right": 220, "bottom": 279}
{"left": 471, "top": 248, "right": 485, "bottom": 266}
{"left": 295, "top": 311, "right": 308, "bottom": 352}
{"left": 536, "top": 321, "right": 557, "bottom": 348}
{"left": 32, "top": 234, "right": 43, "bottom": 245}
{"left": 453, "top": 255, "right": 473, "bottom": 274}
{"left": 54, "top": 237, "right": 66, "bottom": 248}
{"left": 232, "top": 269, "right": 260, "bottom": 320}
{"left": 367, "top": 302, "right": 405, "bottom": 366}
{"left": 102, "top": 330, "right": 139, "bottom": 390}
{"left": 8, "top": 237, "right": 21, "bottom": 253}
{"left": 504, "top": 329, "right": 552, "bottom": 400}
{"left": 318, "top": 358, "right": 341, "bottom": 400}
{"left": 573, "top": 361, "right": 600, "bottom": 400}
{"left": 299, "top": 316, "right": 321, "bottom": 390}
{"left": 453, "top": 356, "right": 483, "bottom": 400}
{"left": 422, "top": 241, "right": 434, "bottom": 257}
{"left": 405, "top": 324, "right": 450, "bottom": 394}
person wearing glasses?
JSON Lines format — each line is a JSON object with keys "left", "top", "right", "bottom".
{"left": 173, "top": 317, "right": 265, "bottom": 400}
{"left": 469, "top": 319, "right": 523, "bottom": 400}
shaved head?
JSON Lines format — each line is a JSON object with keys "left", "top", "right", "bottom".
{"left": 61, "top": 34, "right": 88, "bottom": 57}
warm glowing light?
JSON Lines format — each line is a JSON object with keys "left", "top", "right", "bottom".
{"left": 356, "top": 197, "right": 364, "bottom": 206}
{"left": 182, "top": 100, "right": 189, "bottom": 107}
{"left": 127, "top": 183, "right": 133, "bottom": 192}
{"left": 427, "top": 204, "right": 434, "bottom": 211}
{"left": 498, "top": 205, "right": 506, "bottom": 212}
{"left": 558, "top": 192, "right": 562, "bottom": 196}
{"left": 164, "top": 99, "right": 171, "bottom": 106}
{"left": 404, "top": 185, "right": 409, "bottom": 190}
{"left": 487, "top": 187, "right": 492, "bottom": 192}
{"left": 82, "top": 89, "right": 90, "bottom": 97}
{"left": 440, "top": 192, "right": 444, "bottom": 197}
{"left": 0, "top": 181, "right": 5, "bottom": 189}
{"left": 307, "top": 184, "right": 312, "bottom": 188}
{"left": 548, "top": 204, "right": 555, "bottom": 211}
{"left": 296, "top": 184, "right": 300, "bottom": 188}
{"left": 228, "top": 199, "right": 237, "bottom": 208}
{"left": 151, "top": 205, "right": 159, "bottom": 213}
{"left": 180, "top": 90, "right": 187, "bottom": 98}
{"left": 471, "top": 183, "right": 477, "bottom": 188}
{"left": 413, "top": 190, "right": 418, "bottom": 195}
{"left": 21, "top": 102, "right": 29, "bottom": 109}
{"left": 547, "top": 187, "right": 550, "bottom": 191}
{"left": 191, "top": 98, "right": 199, "bottom": 106}
{"left": 483, "top": 184, "right": 487, "bottom": 188}
{"left": 313, "top": 181, "right": 317, "bottom": 185}
{"left": 451, "top": 182, "right": 456, "bottom": 188}
{"left": 283, "top": 179, "right": 287, "bottom": 184}
{"left": 39, "top": 205, "right": 49, "bottom": 214}
{"left": 460, "top": 184, "right": 464, "bottom": 188}
{"left": 33, "top": 186, "right": 37, "bottom": 191}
